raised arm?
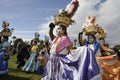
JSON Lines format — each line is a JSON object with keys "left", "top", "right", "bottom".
{"left": 49, "top": 23, "right": 55, "bottom": 41}
{"left": 78, "top": 31, "right": 86, "bottom": 46}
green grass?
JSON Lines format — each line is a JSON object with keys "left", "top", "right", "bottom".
{"left": 0, "top": 55, "right": 42, "bottom": 80}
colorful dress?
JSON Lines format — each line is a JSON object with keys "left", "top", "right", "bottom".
{"left": 0, "top": 41, "right": 10, "bottom": 76}
{"left": 41, "top": 36, "right": 102, "bottom": 80}
{"left": 22, "top": 45, "right": 39, "bottom": 72}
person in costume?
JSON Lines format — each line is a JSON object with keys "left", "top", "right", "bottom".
{"left": 22, "top": 40, "right": 39, "bottom": 72}
{"left": 36, "top": 51, "right": 46, "bottom": 75}
{"left": 17, "top": 43, "right": 31, "bottom": 68}
{"left": 86, "top": 35, "right": 101, "bottom": 56}
{"left": 41, "top": 22, "right": 101, "bottom": 80}
{"left": 0, "top": 36, "right": 10, "bottom": 76}
{"left": 0, "top": 20, "right": 11, "bottom": 76}
{"left": 78, "top": 32, "right": 101, "bottom": 55}
{"left": 16, "top": 39, "right": 26, "bottom": 68}
{"left": 41, "top": 0, "right": 101, "bottom": 79}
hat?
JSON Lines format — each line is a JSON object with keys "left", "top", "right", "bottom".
{"left": 1, "top": 20, "right": 12, "bottom": 37}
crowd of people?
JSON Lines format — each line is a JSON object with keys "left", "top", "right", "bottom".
{"left": 0, "top": 0, "right": 120, "bottom": 80}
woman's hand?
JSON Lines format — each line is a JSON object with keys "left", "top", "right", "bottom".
{"left": 49, "top": 23, "right": 55, "bottom": 29}
{"left": 49, "top": 23, "right": 55, "bottom": 41}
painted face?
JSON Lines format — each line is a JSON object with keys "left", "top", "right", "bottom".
{"left": 56, "top": 26, "right": 64, "bottom": 35}
{"left": 88, "top": 36, "right": 95, "bottom": 44}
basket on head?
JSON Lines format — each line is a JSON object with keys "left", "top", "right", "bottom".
{"left": 84, "top": 26, "right": 97, "bottom": 36}
{"left": 0, "top": 32, "right": 12, "bottom": 37}
{"left": 54, "top": 15, "right": 73, "bottom": 27}
{"left": 95, "top": 33, "right": 106, "bottom": 39}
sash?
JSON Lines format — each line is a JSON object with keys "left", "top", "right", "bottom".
{"left": 52, "top": 36, "right": 72, "bottom": 54}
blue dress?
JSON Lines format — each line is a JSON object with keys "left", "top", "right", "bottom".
{"left": 0, "top": 49, "right": 8, "bottom": 76}
{"left": 0, "top": 41, "right": 10, "bottom": 76}
{"left": 22, "top": 52, "right": 39, "bottom": 72}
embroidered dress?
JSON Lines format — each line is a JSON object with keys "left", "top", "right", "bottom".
{"left": 41, "top": 36, "right": 102, "bottom": 80}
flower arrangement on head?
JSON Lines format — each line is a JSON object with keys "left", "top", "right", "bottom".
{"left": 82, "top": 16, "right": 97, "bottom": 36}
{"left": 0, "top": 20, "right": 12, "bottom": 36}
{"left": 54, "top": 0, "right": 79, "bottom": 27}
{"left": 95, "top": 24, "right": 106, "bottom": 39}
{"left": 82, "top": 16, "right": 106, "bottom": 39}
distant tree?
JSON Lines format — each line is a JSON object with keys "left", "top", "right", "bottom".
{"left": 114, "top": 45, "right": 120, "bottom": 51}
{"left": 12, "top": 36, "right": 16, "bottom": 39}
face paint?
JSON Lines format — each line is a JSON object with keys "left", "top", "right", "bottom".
{"left": 88, "top": 36, "right": 95, "bottom": 44}
{"left": 56, "top": 26, "right": 63, "bottom": 35}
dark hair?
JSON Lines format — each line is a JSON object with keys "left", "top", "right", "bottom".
{"left": 49, "top": 23, "right": 55, "bottom": 29}
{"left": 3, "top": 36, "right": 9, "bottom": 41}
{"left": 104, "top": 43, "right": 109, "bottom": 47}
{"left": 33, "top": 40, "right": 37, "bottom": 44}
{"left": 114, "top": 47, "right": 120, "bottom": 60}
{"left": 59, "top": 24, "right": 67, "bottom": 35}
{"left": 41, "top": 51, "right": 45, "bottom": 55}
{"left": 26, "top": 45, "right": 30, "bottom": 48}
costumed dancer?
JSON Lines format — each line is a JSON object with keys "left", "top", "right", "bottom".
{"left": 95, "top": 24, "right": 115, "bottom": 56}
{"left": 0, "top": 21, "right": 11, "bottom": 76}
{"left": 16, "top": 40, "right": 31, "bottom": 68}
{"left": 96, "top": 42, "right": 120, "bottom": 80}
{"left": 22, "top": 40, "right": 39, "bottom": 72}
{"left": 79, "top": 16, "right": 101, "bottom": 56}
{"left": 41, "top": 0, "right": 102, "bottom": 80}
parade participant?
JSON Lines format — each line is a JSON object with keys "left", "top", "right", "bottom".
{"left": 78, "top": 32, "right": 101, "bottom": 56}
{"left": 41, "top": 22, "right": 101, "bottom": 80}
{"left": 100, "top": 43, "right": 115, "bottom": 56}
{"left": 22, "top": 40, "right": 39, "bottom": 72}
{"left": 17, "top": 44, "right": 31, "bottom": 68}
{"left": 41, "top": 0, "right": 101, "bottom": 79}
{"left": 96, "top": 45, "right": 120, "bottom": 80}
{"left": 86, "top": 35, "right": 101, "bottom": 56}
{"left": 0, "top": 36, "right": 10, "bottom": 76}
{"left": 36, "top": 51, "right": 46, "bottom": 75}
{"left": 16, "top": 39, "right": 25, "bottom": 68}
{"left": 0, "top": 20, "right": 11, "bottom": 76}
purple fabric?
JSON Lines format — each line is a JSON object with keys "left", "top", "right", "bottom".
{"left": 42, "top": 47, "right": 101, "bottom": 80}
{"left": 80, "top": 48, "right": 100, "bottom": 80}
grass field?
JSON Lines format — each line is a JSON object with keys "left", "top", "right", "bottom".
{"left": 0, "top": 55, "right": 42, "bottom": 80}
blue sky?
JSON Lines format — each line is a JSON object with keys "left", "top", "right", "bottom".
{"left": 0, "top": 0, "right": 120, "bottom": 47}
{"left": 0, "top": 0, "right": 71, "bottom": 40}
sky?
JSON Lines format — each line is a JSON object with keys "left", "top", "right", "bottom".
{"left": 0, "top": 0, "right": 120, "bottom": 47}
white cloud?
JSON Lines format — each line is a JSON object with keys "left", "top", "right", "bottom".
{"left": 10, "top": 30, "right": 36, "bottom": 41}
{"left": 38, "top": 0, "right": 120, "bottom": 47}
{"left": 13, "top": 30, "right": 36, "bottom": 33}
